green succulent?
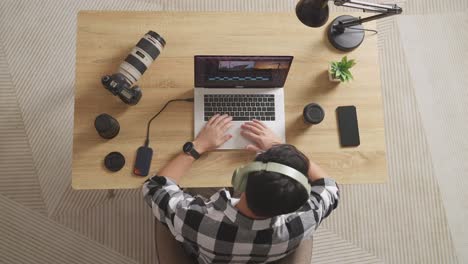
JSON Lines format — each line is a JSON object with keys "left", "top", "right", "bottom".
{"left": 330, "top": 56, "right": 356, "bottom": 82}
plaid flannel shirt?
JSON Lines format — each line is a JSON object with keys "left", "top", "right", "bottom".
{"left": 143, "top": 175, "right": 339, "bottom": 264}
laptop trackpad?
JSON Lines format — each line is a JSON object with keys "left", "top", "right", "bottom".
{"left": 217, "top": 121, "right": 283, "bottom": 150}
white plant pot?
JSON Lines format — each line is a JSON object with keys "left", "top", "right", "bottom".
{"left": 328, "top": 65, "right": 341, "bottom": 83}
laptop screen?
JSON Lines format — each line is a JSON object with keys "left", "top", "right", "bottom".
{"left": 194, "top": 56, "right": 293, "bottom": 88}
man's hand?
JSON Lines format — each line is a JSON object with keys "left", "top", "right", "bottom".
{"left": 193, "top": 114, "right": 233, "bottom": 154}
{"left": 240, "top": 119, "right": 283, "bottom": 152}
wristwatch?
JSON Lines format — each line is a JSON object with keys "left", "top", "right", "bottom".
{"left": 182, "top": 142, "right": 201, "bottom": 160}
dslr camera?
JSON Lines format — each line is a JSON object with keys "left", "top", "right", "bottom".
{"left": 102, "top": 31, "right": 166, "bottom": 105}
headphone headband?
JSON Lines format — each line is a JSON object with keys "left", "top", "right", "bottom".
{"left": 231, "top": 162, "right": 311, "bottom": 193}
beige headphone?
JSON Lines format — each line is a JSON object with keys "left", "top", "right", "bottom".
{"left": 231, "top": 162, "right": 311, "bottom": 193}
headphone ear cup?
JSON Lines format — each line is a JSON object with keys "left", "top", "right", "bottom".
{"left": 231, "top": 168, "right": 248, "bottom": 192}
{"left": 231, "top": 168, "right": 241, "bottom": 191}
{"left": 237, "top": 172, "right": 248, "bottom": 192}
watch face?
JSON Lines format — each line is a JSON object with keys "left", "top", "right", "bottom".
{"left": 183, "top": 142, "right": 193, "bottom": 153}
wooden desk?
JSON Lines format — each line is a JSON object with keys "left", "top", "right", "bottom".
{"left": 73, "top": 11, "right": 387, "bottom": 189}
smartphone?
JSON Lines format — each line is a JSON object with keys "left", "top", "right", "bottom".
{"left": 336, "top": 106, "right": 360, "bottom": 147}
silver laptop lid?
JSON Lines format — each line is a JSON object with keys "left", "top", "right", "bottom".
{"left": 194, "top": 55, "right": 293, "bottom": 88}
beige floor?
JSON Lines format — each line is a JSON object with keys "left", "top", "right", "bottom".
{"left": 1, "top": 0, "right": 467, "bottom": 263}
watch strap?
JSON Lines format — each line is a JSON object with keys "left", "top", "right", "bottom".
{"left": 189, "top": 148, "right": 201, "bottom": 159}
{"left": 183, "top": 142, "right": 201, "bottom": 160}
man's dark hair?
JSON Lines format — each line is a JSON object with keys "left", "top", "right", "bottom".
{"left": 245, "top": 144, "right": 310, "bottom": 218}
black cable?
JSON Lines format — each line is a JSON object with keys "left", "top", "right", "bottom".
{"left": 145, "top": 98, "right": 194, "bottom": 147}
{"left": 348, "top": 27, "right": 378, "bottom": 35}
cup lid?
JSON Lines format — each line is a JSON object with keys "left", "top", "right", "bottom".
{"left": 303, "top": 103, "right": 325, "bottom": 124}
{"left": 104, "top": 152, "right": 125, "bottom": 172}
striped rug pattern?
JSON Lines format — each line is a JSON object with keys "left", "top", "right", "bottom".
{"left": 0, "top": 40, "right": 47, "bottom": 215}
{"left": 0, "top": 195, "right": 138, "bottom": 264}
{"left": 397, "top": 13, "right": 468, "bottom": 262}
{"left": 0, "top": 0, "right": 466, "bottom": 263}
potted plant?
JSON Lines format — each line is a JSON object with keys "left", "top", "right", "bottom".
{"left": 329, "top": 56, "right": 356, "bottom": 83}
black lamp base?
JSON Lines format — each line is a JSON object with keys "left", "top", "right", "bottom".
{"left": 327, "top": 15, "right": 365, "bottom": 52}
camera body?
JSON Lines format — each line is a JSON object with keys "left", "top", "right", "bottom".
{"left": 102, "top": 74, "right": 142, "bottom": 105}
{"left": 102, "top": 31, "right": 165, "bottom": 105}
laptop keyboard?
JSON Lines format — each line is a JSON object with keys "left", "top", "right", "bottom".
{"left": 204, "top": 94, "right": 276, "bottom": 121}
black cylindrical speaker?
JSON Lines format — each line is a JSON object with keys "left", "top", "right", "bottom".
{"left": 94, "top": 113, "right": 120, "bottom": 139}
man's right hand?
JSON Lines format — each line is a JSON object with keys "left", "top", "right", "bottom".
{"left": 240, "top": 119, "right": 283, "bottom": 152}
{"left": 194, "top": 114, "right": 233, "bottom": 154}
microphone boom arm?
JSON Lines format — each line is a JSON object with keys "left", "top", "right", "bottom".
{"left": 332, "top": 0, "right": 402, "bottom": 31}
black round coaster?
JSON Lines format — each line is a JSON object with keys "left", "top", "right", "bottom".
{"left": 104, "top": 152, "right": 125, "bottom": 172}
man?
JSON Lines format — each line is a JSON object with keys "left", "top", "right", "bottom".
{"left": 143, "top": 114, "right": 339, "bottom": 263}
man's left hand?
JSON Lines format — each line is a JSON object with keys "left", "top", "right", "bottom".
{"left": 193, "top": 114, "right": 233, "bottom": 154}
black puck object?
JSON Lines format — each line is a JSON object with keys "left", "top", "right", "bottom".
{"left": 104, "top": 152, "right": 125, "bottom": 172}
{"left": 303, "top": 103, "right": 325, "bottom": 125}
{"left": 95, "top": 113, "right": 120, "bottom": 139}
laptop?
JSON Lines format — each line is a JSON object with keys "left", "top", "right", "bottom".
{"left": 194, "top": 55, "right": 294, "bottom": 149}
